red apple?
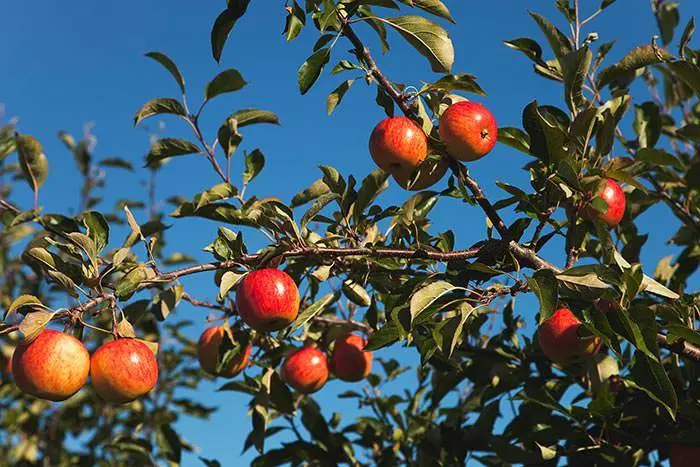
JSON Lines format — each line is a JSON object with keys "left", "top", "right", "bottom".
{"left": 584, "top": 178, "right": 626, "bottom": 228}
{"left": 329, "top": 333, "right": 373, "bottom": 382}
{"left": 670, "top": 444, "right": 700, "bottom": 467}
{"left": 197, "top": 325, "right": 251, "bottom": 378}
{"left": 439, "top": 101, "right": 497, "bottom": 162}
{"left": 370, "top": 117, "right": 440, "bottom": 189}
{"left": 90, "top": 338, "right": 158, "bottom": 404}
{"left": 12, "top": 329, "right": 90, "bottom": 401}
{"left": 236, "top": 269, "right": 300, "bottom": 332}
{"left": 281, "top": 346, "right": 328, "bottom": 394}
{"left": 537, "top": 308, "right": 600, "bottom": 365}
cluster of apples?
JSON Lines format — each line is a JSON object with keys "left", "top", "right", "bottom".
{"left": 10, "top": 330, "right": 157, "bottom": 403}
{"left": 368, "top": 101, "right": 498, "bottom": 190}
{"left": 196, "top": 268, "right": 373, "bottom": 393}
{"left": 368, "top": 101, "right": 627, "bottom": 227}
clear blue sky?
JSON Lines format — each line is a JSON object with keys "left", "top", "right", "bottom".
{"left": 2, "top": 1, "right": 698, "bottom": 464}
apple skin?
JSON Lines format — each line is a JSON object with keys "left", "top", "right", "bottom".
{"left": 197, "top": 325, "right": 251, "bottom": 378}
{"left": 236, "top": 269, "right": 300, "bottom": 332}
{"left": 439, "top": 101, "right": 497, "bottom": 162}
{"left": 537, "top": 308, "right": 600, "bottom": 365}
{"left": 329, "top": 333, "right": 373, "bottom": 382}
{"left": 392, "top": 155, "right": 448, "bottom": 191}
{"left": 281, "top": 346, "right": 328, "bottom": 394}
{"left": 12, "top": 329, "right": 90, "bottom": 401}
{"left": 369, "top": 117, "right": 430, "bottom": 183}
{"left": 670, "top": 444, "right": 700, "bottom": 467}
{"left": 90, "top": 338, "right": 158, "bottom": 404}
{"left": 584, "top": 178, "right": 626, "bottom": 228}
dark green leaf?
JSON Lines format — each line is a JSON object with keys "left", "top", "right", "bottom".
{"left": 298, "top": 48, "right": 331, "bottom": 95}
{"left": 145, "top": 51, "right": 186, "bottom": 93}
{"left": 384, "top": 15, "right": 454, "bottom": 73}
{"left": 134, "top": 98, "right": 186, "bottom": 126}
{"left": 211, "top": 1, "right": 251, "bottom": 62}
{"left": 205, "top": 69, "right": 247, "bottom": 100}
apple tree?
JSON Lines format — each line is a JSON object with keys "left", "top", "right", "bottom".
{"left": 1, "top": 0, "right": 700, "bottom": 465}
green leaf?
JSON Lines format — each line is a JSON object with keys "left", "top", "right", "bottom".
{"left": 597, "top": 45, "right": 673, "bottom": 88}
{"left": 145, "top": 51, "right": 186, "bottom": 94}
{"left": 217, "top": 116, "right": 242, "bottom": 158}
{"left": 301, "top": 193, "right": 340, "bottom": 228}
{"left": 6, "top": 294, "right": 44, "bottom": 320}
{"left": 116, "top": 265, "right": 155, "bottom": 299}
{"left": 497, "top": 127, "right": 531, "bottom": 154}
{"left": 134, "top": 98, "right": 186, "bottom": 126}
{"left": 655, "top": 1, "right": 679, "bottom": 46}
{"left": 218, "top": 271, "right": 245, "bottom": 300}
{"left": 636, "top": 148, "right": 683, "bottom": 170}
{"left": 152, "top": 285, "right": 184, "bottom": 321}
{"left": 228, "top": 109, "right": 281, "bottom": 128}
{"left": 679, "top": 17, "right": 695, "bottom": 58}
{"left": 410, "top": 281, "right": 458, "bottom": 322}
{"left": 504, "top": 37, "right": 544, "bottom": 63}
{"left": 100, "top": 157, "right": 134, "bottom": 171}
{"left": 327, "top": 79, "right": 354, "bottom": 115}
{"left": 145, "top": 138, "right": 201, "bottom": 168}
{"left": 629, "top": 351, "right": 678, "bottom": 419}
{"left": 290, "top": 293, "right": 336, "bottom": 331}
{"left": 205, "top": 69, "right": 247, "bottom": 101}
{"left": 528, "top": 269, "right": 558, "bottom": 323}
{"left": 383, "top": 15, "right": 454, "bottom": 73}
{"left": 194, "top": 183, "right": 237, "bottom": 211}
{"left": 432, "top": 302, "right": 472, "bottom": 358}
{"left": 19, "top": 310, "right": 56, "bottom": 344}
{"left": 398, "top": 0, "right": 455, "bottom": 23}
{"left": 529, "top": 11, "right": 572, "bottom": 59}
{"left": 667, "top": 60, "right": 700, "bottom": 95}
{"left": 15, "top": 134, "right": 48, "bottom": 192}
{"left": 561, "top": 46, "right": 592, "bottom": 111}
{"left": 68, "top": 232, "right": 98, "bottom": 263}
{"left": 157, "top": 424, "right": 183, "bottom": 464}
{"left": 354, "top": 169, "right": 389, "bottom": 218}
{"left": 422, "top": 73, "right": 486, "bottom": 96}
{"left": 291, "top": 179, "right": 330, "bottom": 208}
{"left": 284, "top": 0, "right": 305, "bottom": 41}
{"left": 366, "top": 322, "right": 401, "bottom": 350}
{"left": 243, "top": 149, "right": 265, "bottom": 185}
{"left": 211, "top": 1, "right": 251, "bottom": 62}
{"left": 633, "top": 102, "right": 661, "bottom": 149}
{"left": 342, "top": 280, "right": 371, "bottom": 306}
{"left": 298, "top": 48, "right": 331, "bottom": 95}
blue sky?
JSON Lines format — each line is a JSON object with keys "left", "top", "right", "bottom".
{"left": 2, "top": 0, "right": 699, "bottom": 464}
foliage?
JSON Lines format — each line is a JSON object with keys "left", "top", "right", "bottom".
{"left": 1, "top": 0, "right": 700, "bottom": 465}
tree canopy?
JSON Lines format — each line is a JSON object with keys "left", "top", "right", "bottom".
{"left": 1, "top": 0, "right": 700, "bottom": 465}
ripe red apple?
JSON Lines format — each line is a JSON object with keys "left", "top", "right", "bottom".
{"left": 537, "top": 308, "right": 600, "bottom": 365}
{"left": 370, "top": 117, "right": 441, "bottom": 189}
{"left": 12, "top": 329, "right": 90, "bottom": 401}
{"left": 281, "top": 346, "right": 328, "bottom": 394}
{"left": 329, "top": 333, "right": 373, "bottom": 382}
{"left": 236, "top": 269, "right": 300, "bottom": 332}
{"left": 90, "top": 338, "right": 158, "bottom": 404}
{"left": 197, "top": 325, "right": 251, "bottom": 378}
{"left": 439, "top": 101, "right": 497, "bottom": 162}
{"left": 670, "top": 444, "right": 700, "bottom": 467}
{"left": 584, "top": 178, "right": 626, "bottom": 227}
